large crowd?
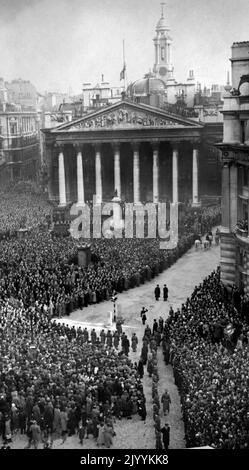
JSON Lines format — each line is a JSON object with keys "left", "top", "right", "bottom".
{"left": 0, "top": 184, "right": 225, "bottom": 449}
{"left": 163, "top": 269, "right": 249, "bottom": 449}
{"left": 0, "top": 301, "right": 146, "bottom": 447}
{"left": 0, "top": 182, "right": 52, "bottom": 237}
{"left": 0, "top": 185, "right": 221, "bottom": 314}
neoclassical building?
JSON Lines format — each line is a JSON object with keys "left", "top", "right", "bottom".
{"left": 43, "top": 99, "right": 218, "bottom": 206}
{"left": 218, "top": 41, "right": 249, "bottom": 292}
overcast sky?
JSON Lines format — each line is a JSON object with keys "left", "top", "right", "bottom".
{"left": 1, "top": 0, "right": 249, "bottom": 94}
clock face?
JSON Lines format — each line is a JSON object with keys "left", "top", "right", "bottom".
{"left": 159, "top": 66, "right": 167, "bottom": 76}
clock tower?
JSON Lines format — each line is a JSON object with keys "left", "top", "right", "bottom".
{"left": 153, "top": 4, "right": 174, "bottom": 83}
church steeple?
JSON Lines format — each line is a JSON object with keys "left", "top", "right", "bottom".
{"left": 153, "top": 4, "right": 174, "bottom": 83}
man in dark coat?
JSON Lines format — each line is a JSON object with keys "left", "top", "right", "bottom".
{"left": 152, "top": 319, "right": 158, "bottom": 334}
{"left": 163, "top": 285, "right": 168, "bottom": 301}
{"left": 154, "top": 285, "right": 160, "bottom": 301}
{"left": 160, "top": 423, "right": 170, "bottom": 450}
{"left": 140, "top": 306, "right": 148, "bottom": 318}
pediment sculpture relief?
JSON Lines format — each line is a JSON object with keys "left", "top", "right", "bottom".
{"left": 70, "top": 107, "right": 183, "bottom": 130}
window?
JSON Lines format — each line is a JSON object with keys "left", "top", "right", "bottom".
{"left": 243, "top": 167, "right": 248, "bottom": 186}
{"left": 241, "top": 121, "right": 245, "bottom": 143}
{"left": 161, "top": 47, "right": 165, "bottom": 60}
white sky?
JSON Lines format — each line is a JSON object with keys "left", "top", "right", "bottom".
{"left": 1, "top": 0, "right": 249, "bottom": 94}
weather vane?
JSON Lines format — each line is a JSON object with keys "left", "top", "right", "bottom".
{"left": 160, "top": 2, "right": 166, "bottom": 17}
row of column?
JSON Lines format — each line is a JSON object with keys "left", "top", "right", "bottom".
{"left": 58, "top": 143, "right": 199, "bottom": 206}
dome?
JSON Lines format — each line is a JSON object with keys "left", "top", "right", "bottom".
{"left": 156, "top": 14, "right": 167, "bottom": 32}
{"left": 132, "top": 77, "right": 166, "bottom": 96}
{"left": 240, "top": 82, "right": 249, "bottom": 96}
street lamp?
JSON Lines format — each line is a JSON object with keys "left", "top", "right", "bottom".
{"left": 111, "top": 291, "right": 118, "bottom": 323}
{"left": 28, "top": 307, "right": 37, "bottom": 359}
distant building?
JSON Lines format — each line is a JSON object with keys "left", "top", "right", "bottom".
{"left": 0, "top": 104, "right": 40, "bottom": 182}
{"left": 128, "top": 9, "right": 195, "bottom": 109}
{"left": 5, "top": 78, "right": 38, "bottom": 110}
{"left": 41, "top": 92, "right": 72, "bottom": 112}
{"left": 82, "top": 76, "right": 123, "bottom": 111}
{"left": 127, "top": 7, "right": 223, "bottom": 127}
{"left": 217, "top": 41, "right": 249, "bottom": 292}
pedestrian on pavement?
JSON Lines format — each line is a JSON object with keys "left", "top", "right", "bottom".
{"left": 163, "top": 284, "right": 168, "bottom": 301}
{"left": 78, "top": 421, "right": 85, "bottom": 445}
{"left": 142, "top": 313, "right": 147, "bottom": 325}
{"left": 161, "top": 390, "right": 171, "bottom": 416}
{"left": 137, "top": 358, "right": 144, "bottom": 378}
{"left": 160, "top": 423, "right": 170, "bottom": 450}
{"left": 131, "top": 333, "right": 138, "bottom": 352}
{"left": 140, "top": 306, "right": 148, "bottom": 318}
{"left": 154, "top": 284, "right": 161, "bottom": 301}
{"left": 153, "top": 319, "right": 158, "bottom": 334}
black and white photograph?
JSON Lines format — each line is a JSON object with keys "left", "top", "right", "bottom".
{"left": 0, "top": 0, "right": 249, "bottom": 458}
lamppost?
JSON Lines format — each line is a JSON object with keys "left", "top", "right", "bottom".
{"left": 29, "top": 307, "right": 37, "bottom": 359}
{"left": 111, "top": 291, "right": 118, "bottom": 323}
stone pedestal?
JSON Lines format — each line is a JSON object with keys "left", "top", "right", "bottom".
{"left": 77, "top": 243, "right": 91, "bottom": 267}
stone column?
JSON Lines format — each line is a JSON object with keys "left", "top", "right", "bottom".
{"left": 221, "top": 161, "right": 230, "bottom": 229}
{"left": 229, "top": 164, "right": 238, "bottom": 231}
{"left": 95, "top": 144, "right": 102, "bottom": 203}
{"left": 220, "top": 158, "right": 236, "bottom": 287}
{"left": 113, "top": 143, "right": 121, "bottom": 198}
{"left": 152, "top": 143, "right": 159, "bottom": 203}
{"left": 58, "top": 147, "right": 66, "bottom": 206}
{"left": 76, "top": 146, "right": 85, "bottom": 205}
{"left": 192, "top": 146, "right": 200, "bottom": 206}
{"left": 172, "top": 144, "right": 179, "bottom": 203}
{"left": 133, "top": 143, "right": 140, "bottom": 203}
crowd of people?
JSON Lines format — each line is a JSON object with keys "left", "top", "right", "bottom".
{"left": 163, "top": 269, "right": 249, "bottom": 449}
{"left": 0, "top": 185, "right": 221, "bottom": 315}
{"left": 0, "top": 301, "right": 146, "bottom": 448}
{"left": 0, "top": 184, "right": 224, "bottom": 449}
{"left": 0, "top": 183, "right": 52, "bottom": 237}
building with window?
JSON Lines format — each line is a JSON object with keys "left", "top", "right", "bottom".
{"left": 218, "top": 41, "right": 249, "bottom": 293}
{"left": 5, "top": 78, "right": 38, "bottom": 110}
{"left": 82, "top": 77, "right": 123, "bottom": 111}
{"left": 0, "top": 104, "right": 40, "bottom": 182}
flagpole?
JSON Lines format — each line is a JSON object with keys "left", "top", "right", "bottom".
{"left": 123, "top": 39, "right": 126, "bottom": 91}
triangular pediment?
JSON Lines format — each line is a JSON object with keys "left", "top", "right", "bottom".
{"left": 51, "top": 100, "right": 202, "bottom": 133}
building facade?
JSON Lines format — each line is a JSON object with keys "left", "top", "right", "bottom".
{"left": 0, "top": 105, "right": 40, "bottom": 181}
{"left": 5, "top": 78, "right": 38, "bottom": 110}
{"left": 43, "top": 99, "right": 221, "bottom": 206}
{"left": 218, "top": 41, "right": 249, "bottom": 293}
{"left": 82, "top": 77, "right": 123, "bottom": 111}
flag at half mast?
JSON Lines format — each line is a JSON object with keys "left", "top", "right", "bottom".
{"left": 120, "top": 64, "right": 126, "bottom": 81}
{"left": 120, "top": 39, "right": 126, "bottom": 83}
